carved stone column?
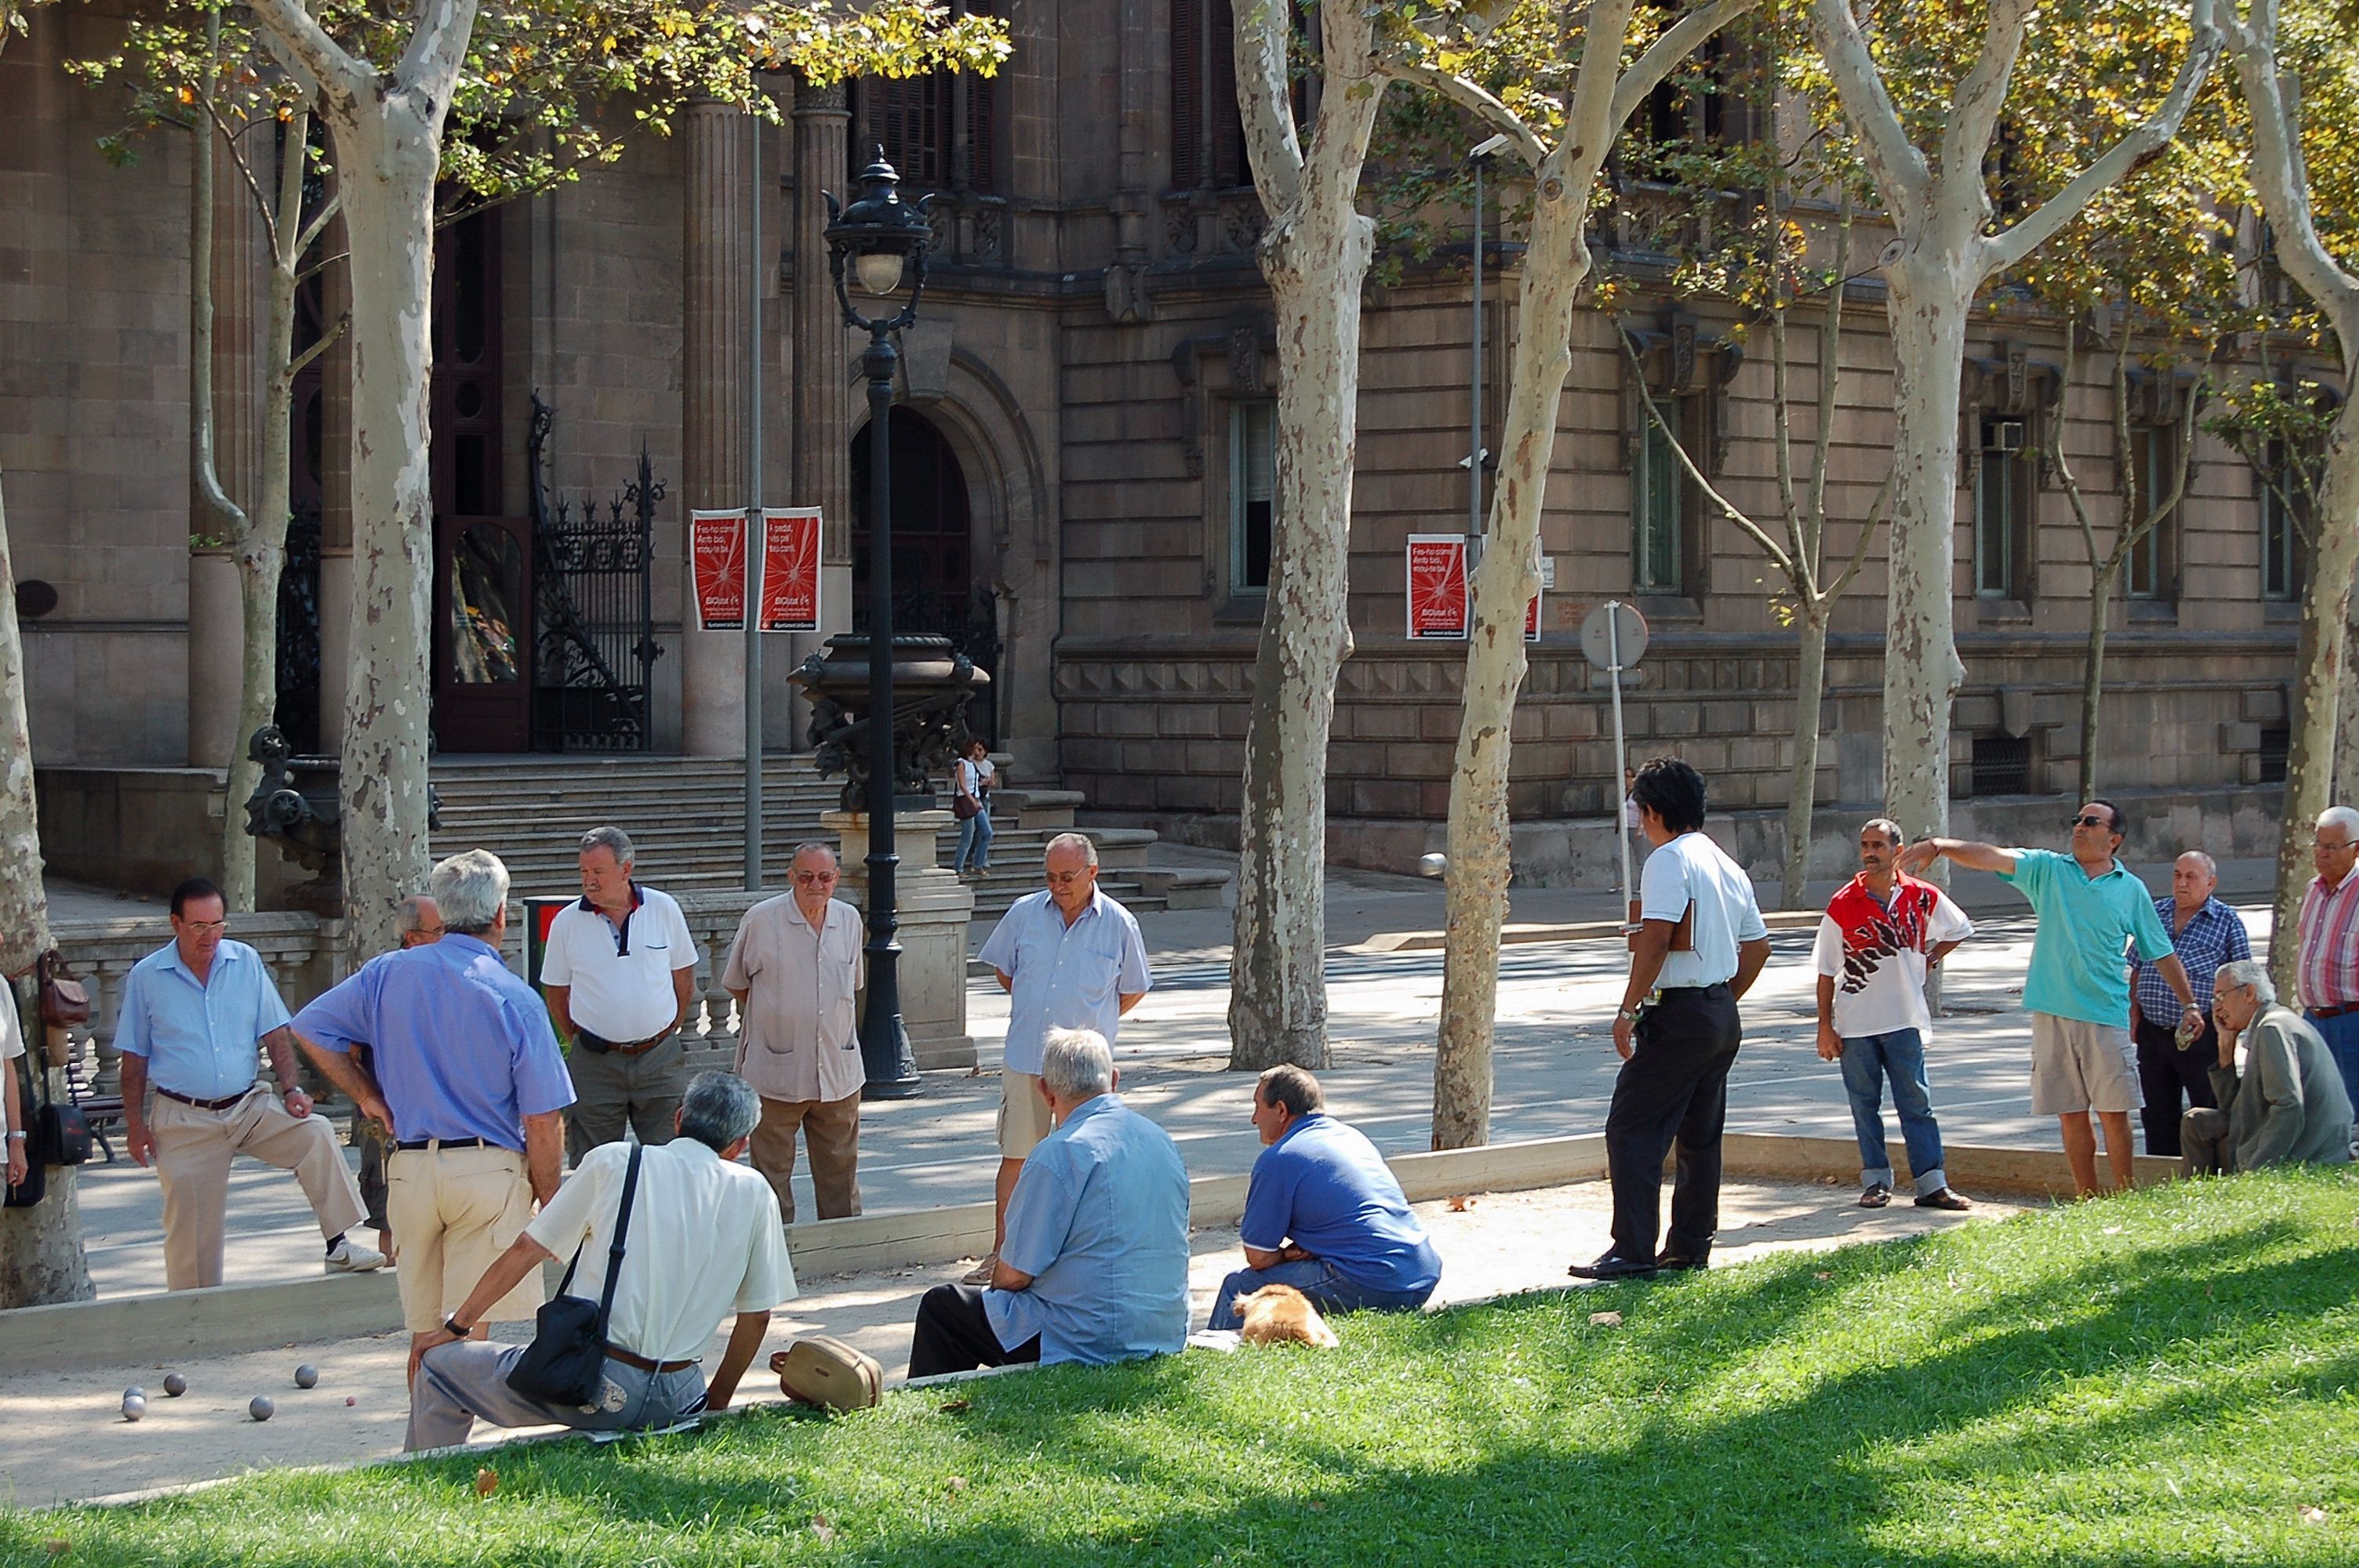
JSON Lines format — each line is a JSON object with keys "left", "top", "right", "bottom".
{"left": 681, "top": 100, "right": 751, "bottom": 757}
{"left": 793, "top": 77, "right": 856, "bottom": 698}
{"left": 189, "top": 136, "right": 268, "bottom": 767}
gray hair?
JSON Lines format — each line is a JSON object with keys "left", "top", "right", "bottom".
{"left": 579, "top": 826, "right": 634, "bottom": 867}
{"left": 431, "top": 849, "right": 511, "bottom": 935}
{"left": 790, "top": 840, "right": 840, "bottom": 868}
{"left": 1039, "top": 1028, "right": 1114, "bottom": 1101}
{"left": 2216, "top": 958, "right": 2277, "bottom": 1009}
{"left": 1862, "top": 817, "right": 1905, "bottom": 847}
{"left": 394, "top": 895, "right": 439, "bottom": 938}
{"left": 2175, "top": 849, "right": 2219, "bottom": 878}
{"left": 678, "top": 1071, "right": 761, "bottom": 1151}
{"left": 2317, "top": 805, "right": 2359, "bottom": 843}
{"left": 1045, "top": 832, "right": 1098, "bottom": 868}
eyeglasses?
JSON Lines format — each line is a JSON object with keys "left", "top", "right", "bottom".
{"left": 1045, "top": 869, "right": 1092, "bottom": 886}
{"left": 2068, "top": 815, "right": 2113, "bottom": 830}
{"left": 2317, "top": 837, "right": 2357, "bottom": 853}
{"left": 179, "top": 919, "right": 228, "bottom": 935}
{"left": 791, "top": 871, "right": 838, "bottom": 885}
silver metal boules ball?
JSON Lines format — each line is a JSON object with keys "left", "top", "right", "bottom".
{"left": 1419, "top": 853, "right": 1448, "bottom": 878}
{"left": 249, "top": 1395, "right": 275, "bottom": 1421}
{"left": 121, "top": 1394, "right": 147, "bottom": 1421}
{"left": 162, "top": 1372, "right": 188, "bottom": 1397}
{"left": 294, "top": 1363, "right": 319, "bottom": 1389}
{"left": 123, "top": 1385, "right": 147, "bottom": 1402}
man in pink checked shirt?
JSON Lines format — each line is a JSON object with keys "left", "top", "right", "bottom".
{"left": 2295, "top": 805, "right": 2359, "bottom": 1109}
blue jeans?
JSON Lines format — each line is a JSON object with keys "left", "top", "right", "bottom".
{"left": 1207, "top": 1256, "right": 1434, "bottom": 1330}
{"left": 955, "top": 808, "right": 994, "bottom": 873}
{"left": 2309, "top": 1010, "right": 2359, "bottom": 1109}
{"left": 1838, "top": 1027, "right": 1948, "bottom": 1197}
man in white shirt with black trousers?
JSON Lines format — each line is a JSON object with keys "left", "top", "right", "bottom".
{"left": 1572, "top": 757, "right": 1772, "bottom": 1282}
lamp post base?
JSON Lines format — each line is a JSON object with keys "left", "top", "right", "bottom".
{"left": 859, "top": 1009, "right": 924, "bottom": 1100}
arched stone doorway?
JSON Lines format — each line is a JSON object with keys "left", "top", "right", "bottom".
{"left": 850, "top": 405, "right": 999, "bottom": 742}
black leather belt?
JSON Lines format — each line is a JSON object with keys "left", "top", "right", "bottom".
{"left": 394, "top": 1135, "right": 491, "bottom": 1151}
{"left": 155, "top": 1087, "right": 251, "bottom": 1111}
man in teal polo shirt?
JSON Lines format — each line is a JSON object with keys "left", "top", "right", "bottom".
{"left": 1900, "top": 800, "right": 2202, "bottom": 1197}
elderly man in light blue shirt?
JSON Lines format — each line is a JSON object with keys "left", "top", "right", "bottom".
{"left": 969, "top": 832, "right": 1152, "bottom": 1281}
{"left": 116, "top": 877, "right": 384, "bottom": 1290}
{"left": 907, "top": 1029, "right": 1189, "bottom": 1376}
{"left": 294, "top": 848, "right": 576, "bottom": 1377}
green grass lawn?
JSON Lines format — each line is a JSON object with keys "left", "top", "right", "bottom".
{"left": 9, "top": 1168, "right": 2359, "bottom": 1566}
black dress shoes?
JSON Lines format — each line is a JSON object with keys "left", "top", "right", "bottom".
{"left": 1567, "top": 1253, "right": 1659, "bottom": 1281}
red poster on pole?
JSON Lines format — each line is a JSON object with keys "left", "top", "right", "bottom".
{"left": 758, "top": 508, "right": 823, "bottom": 633}
{"left": 1405, "top": 534, "right": 1470, "bottom": 640}
{"left": 1526, "top": 589, "right": 1543, "bottom": 643}
{"left": 690, "top": 510, "right": 747, "bottom": 631}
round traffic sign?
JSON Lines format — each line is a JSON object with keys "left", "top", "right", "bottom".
{"left": 1579, "top": 601, "right": 1648, "bottom": 671}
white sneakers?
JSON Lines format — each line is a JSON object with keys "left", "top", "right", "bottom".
{"left": 325, "top": 1236, "right": 389, "bottom": 1274}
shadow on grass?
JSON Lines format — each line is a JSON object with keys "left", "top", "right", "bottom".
{"left": 9, "top": 1174, "right": 2359, "bottom": 1567}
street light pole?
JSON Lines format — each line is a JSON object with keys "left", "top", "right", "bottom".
{"left": 826, "top": 151, "right": 932, "bottom": 1099}
{"left": 744, "top": 99, "right": 766, "bottom": 891}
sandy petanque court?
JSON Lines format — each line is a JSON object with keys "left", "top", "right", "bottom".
{"left": 0, "top": 1174, "right": 2019, "bottom": 1511}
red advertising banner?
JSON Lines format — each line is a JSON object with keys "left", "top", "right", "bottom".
{"left": 758, "top": 508, "right": 823, "bottom": 633}
{"left": 1526, "top": 587, "right": 1543, "bottom": 643}
{"left": 690, "top": 510, "right": 747, "bottom": 631}
{"left": 1405, "top": 534, "right": 1470, "bottom": 641}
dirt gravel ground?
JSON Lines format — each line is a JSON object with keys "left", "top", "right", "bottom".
{"left": 0, "top": 1175, "right": 2021, "bottom": 1511}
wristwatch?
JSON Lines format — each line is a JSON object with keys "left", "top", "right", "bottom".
{"left": 1617, "top": 1004, "right": 1643, "bottom": 1024}
{"left": 444, "top": 1315, "right": 475, "bottom": 1338}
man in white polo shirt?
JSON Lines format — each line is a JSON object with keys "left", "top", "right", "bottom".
{"left": 541, "top": 826, "right": 700, "bottom": 1165}
{"left": 969, "top": 833, "right": 1152, "bottom": 1282}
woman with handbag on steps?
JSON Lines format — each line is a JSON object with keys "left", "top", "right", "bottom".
{"left": 954, "top": 738, "right": 996, "bottom": 880}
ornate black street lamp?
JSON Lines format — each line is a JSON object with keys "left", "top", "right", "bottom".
{"left": 825, "top": 150, "right": 933, "bottom": 1099}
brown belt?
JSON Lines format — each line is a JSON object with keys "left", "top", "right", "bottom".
{"left": 582, "top": 1029, "right": 674, "bottom": 1057}
{"left": 155, "top": 1087, "right": 253, "bottom": 1111}
{"left": 606, "top": 1346, "right": 698, "bottom": 1374}
{"left": 2313, "top": 1004, "right": 2359, "bottom": 1020}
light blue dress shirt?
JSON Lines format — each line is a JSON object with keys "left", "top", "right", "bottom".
{"left": 976, "top": 889, "right": 1153, "bottom": 1076}
{"left": 984, "top": 1093, "right": 1190, "bottom": 1366}
{"left": 292, "top": 935, "right": 575, "bottom": 1149}
{"left": 114, "top": 939, "right": 292, "bottom": 1100}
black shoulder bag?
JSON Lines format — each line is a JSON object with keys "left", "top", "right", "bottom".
{"left": 507, "top": 1144, "right": 644, "bottom": 1406}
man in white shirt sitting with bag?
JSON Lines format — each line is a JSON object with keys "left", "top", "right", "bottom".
{"left": 404, "top": 1072, "right": 795, "bottom": 1450}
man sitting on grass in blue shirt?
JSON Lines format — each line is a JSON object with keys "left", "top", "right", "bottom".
{"left": 1207, "top": 1066, "right": 1442, "bottom": 1330}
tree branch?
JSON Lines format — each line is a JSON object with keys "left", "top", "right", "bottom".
{"left": 240, "top": 0, "right": 369, "bottom": 103}
{"left": 1936, "top": 0, "right": 2034, "bottom": 200}
{"left": 396, "top": 0, "right": 485, "bottom": 100}
{"left": 1982, "top": 0, "right": 2223, "bottom": 274}
{"left": 1805, "top": 0, "right": 1931, "bottom": 221}
{"left": 1823, "top": 472, "right": 1889, "bottom": 603}
{"left": 1619, "top": 326, "right": 1797, "bottom": 580}
{"left": 1233, "top": 0, "right": 1303, "bottom": 212}
{"left": 1608, "top": 0, "right": 1760, "bottom": 131}
{"left": 2223, "top": 1, "right": 2359, "bottom": 358}
{"left": 286, "top": 312, "right": 345, "bottom": 379}
{"left": 1380, "top": 60, "right": 1547, "bottom": 169}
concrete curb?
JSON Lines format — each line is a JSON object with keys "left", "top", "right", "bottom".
{"left": 1358, "top": 909, "right": 1824, "bottom": 954}
{"left": 5, "top": 1132, "right": 2128, "bottom": 1377}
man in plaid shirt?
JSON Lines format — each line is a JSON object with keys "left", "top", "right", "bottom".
{"left": 2295, "top": 805, "right": 2359, "bottom": 1105}
{"left": 2128, "top": 852, "right": 2251, "bottom": 1158}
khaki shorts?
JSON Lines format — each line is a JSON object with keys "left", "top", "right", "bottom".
{"left": 2030, "top": 1013, "right": 2143, "bottom": 1116}
{"left": 997, "top": 1071, "right": 1052, "bottom": 1158}
{"left": 385, "top": 1142, "right": 541, "bottom": 1331}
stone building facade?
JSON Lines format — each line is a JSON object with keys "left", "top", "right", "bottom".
{"left": 0, "top": 0, "right": 2301, "bottom": 880}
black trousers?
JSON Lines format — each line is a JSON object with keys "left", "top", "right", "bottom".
{"left": 1605, "top": 983, "right": 1743, "bottom": 1264}
{"left": 907, "top": 1284, "right": 1044, "bottom": 1380}
{"left": 2133, "top": 1015, "right": 2218, "bottom": 1157}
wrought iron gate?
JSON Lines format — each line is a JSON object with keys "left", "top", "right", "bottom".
{"left": 527, "top": 395, "right": 663, "bottom": 752}
{"left": 274, "top": 502, "right": 323, "bottom": 755}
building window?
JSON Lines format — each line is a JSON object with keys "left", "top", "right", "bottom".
{"left": 1971, "top": 734, "right": 2033, "bottom": 796}
{"left": 850, "top": 0, "right": 996, "bottom": 194}
{"left": 2259, "top": 725, "right": 2291, "bottom": 784}
{"left": 1975, "top": 416, "right": 2034, "bottom": 601}
{"left": 1171, "top": 0, "right": 1247, "bottom": 190}
{"left": 2125, "top": 425, "right": 2175, "bottom": 601}
{"left": 1230, "top": 400, "right": 1275, "bottom": 593}
{"left": 2262, "top": 441, "right": 2304, "bottom": 601}
{"left": 1632, "top": 413, "right": 1686, "bottom": 594}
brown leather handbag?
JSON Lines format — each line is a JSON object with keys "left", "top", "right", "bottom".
{"left": 38, "top": 949, "right": 90, "bottom": 1029}
{"left": 773, "top": 1336, "right": 884, "bottom": 1410}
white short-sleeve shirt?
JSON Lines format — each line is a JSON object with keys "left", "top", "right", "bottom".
{"left": 0, "top": 998, "right": 23, "bottom": 1141}
{"left": 1640, "top": 830, "right": 1768, "bottom": 989}
{"left": 526, "top": 1137, "right": 797, "bottom": 1364}
{"left": 540, "top": 884, "right": 700, "bottom": 1042}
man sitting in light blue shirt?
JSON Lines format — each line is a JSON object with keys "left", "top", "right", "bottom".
{"left": 969, "top": 833, "right": 1153, "bottom": 1283}
{"left": 1208, "top": 1066, "right": 1441, "bottom": 1330}
{"left": 1901, "top": 799, "right": 2201, "bottom": 1198}
{"left": 907, "top": 1029, "right": 1189, "bottom": 1377}
{"left": 117, "top": 877, "right": 385, "bottom": 1290}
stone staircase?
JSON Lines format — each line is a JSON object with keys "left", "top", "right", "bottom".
{"left": 426, "top": 753, "right": 1227, "bottom": 920}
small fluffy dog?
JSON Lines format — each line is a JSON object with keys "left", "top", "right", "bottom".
{"left": 1234, "top": 1284, "right": 1339, "bottom": 1348}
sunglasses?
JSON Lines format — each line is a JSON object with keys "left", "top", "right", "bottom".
{"left": 2067, "top": 815, "right": 2114, "bottom": 831}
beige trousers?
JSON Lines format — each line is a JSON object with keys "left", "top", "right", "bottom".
{"left": 147, "top": 1086, "right": 369, "bottom": 1291}
{"left": 748, "top": 1093, "right": 862, "bottom": 1225}
{"left": 385, "top": 1142, "right": 543, "bottom": 1331}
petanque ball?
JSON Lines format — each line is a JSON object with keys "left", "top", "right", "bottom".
{"left": 293, "top": 1364, "right": 319, "bottom": 1390}
{"left": 249, "top": 1396, "right": 275, "bottom": 1421}
{"left": 344, "top": 1396, "right": 358, "bottom": 1407}
{"left": 120, "top": 1395, "right": 146, "bottom": 1422}
{"left": 162, "top": 1373, "right": 188, "bottom": 1397}
{"left": 1419, "top": 853, "right": 1448, "bottom": 878}
{"left": 123, "top": 1386, "right": 146, "bottom": 1402}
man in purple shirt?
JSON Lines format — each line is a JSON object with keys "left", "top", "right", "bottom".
{"left": 294, "top": 849, "right": 575, "bottom": 1379}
